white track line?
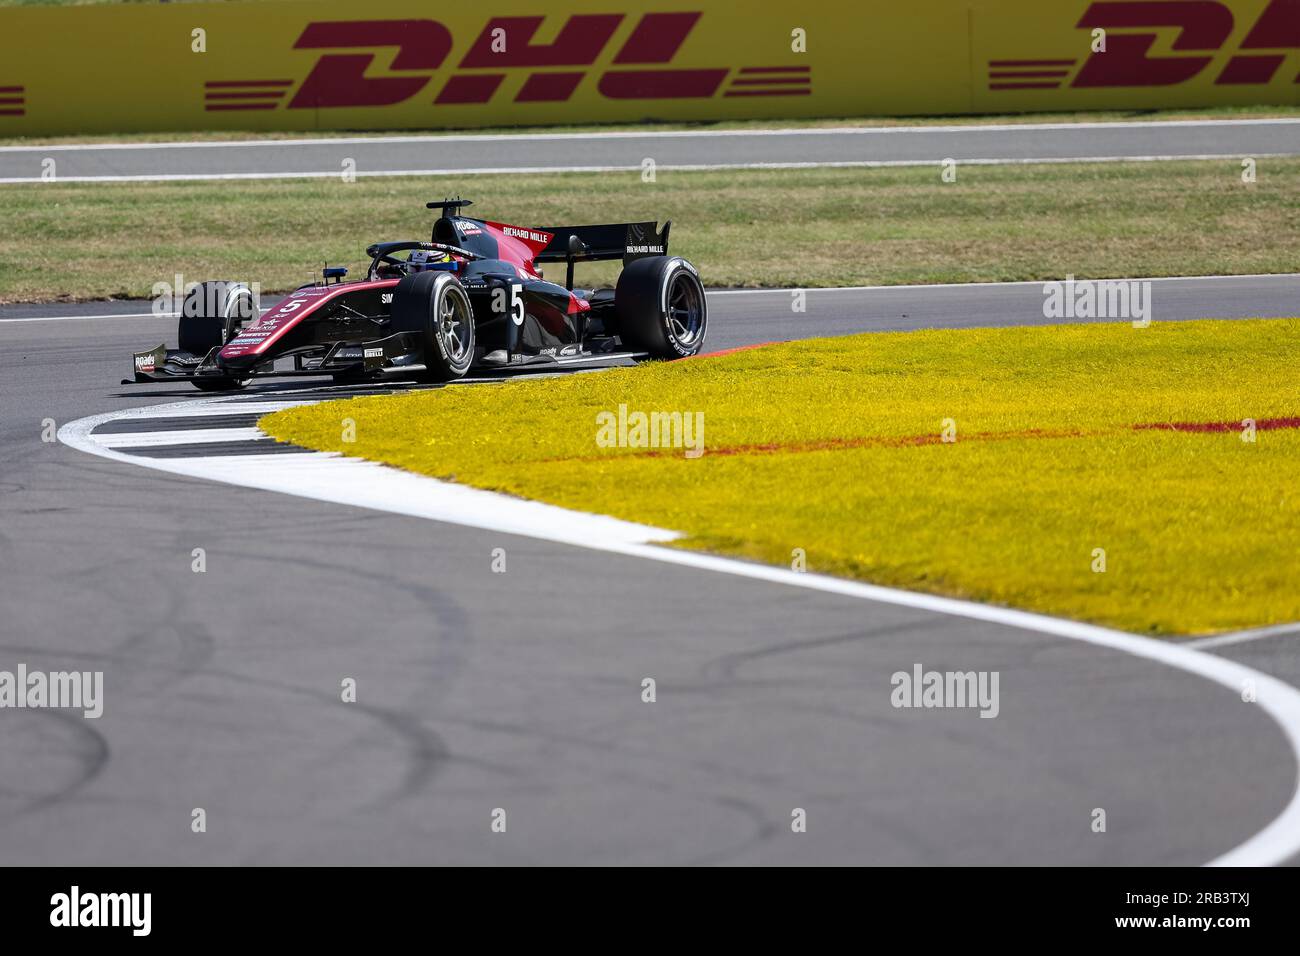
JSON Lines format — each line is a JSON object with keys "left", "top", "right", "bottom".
{"left": 5, "top": 274, "right": 1298, "bottom": 324}
{"left": 709, "top": 272, "right": 1300, "bottom": 295}
{"left": 0, "top": 308, "right": 270, "bottom": 325}
{"left": 58, "top": 393, "right": 1300, "bottom": 867}
{"left": 83, "top": 401, "right": 321, "bottom": 419}
{"left": 60, "top": 399, "right": 677, "bottom": 549}
{"left": 4, "top": 117, "right": 1297, "bottom": 153}
{"left": 0, "top": 312, "right": 167, "bottom": 324}
{"left": 1189, "top": 622, "right": 1300, "bottom": 651}
{"left": 93, "top": 427, "right": 266, "bottom": 448}
{"left": 2, "top": 153, "right": 1293, "bottom": 185}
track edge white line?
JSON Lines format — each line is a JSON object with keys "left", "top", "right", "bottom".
{"left": 56, "top": 395, "right": 1300, "bottom": 868}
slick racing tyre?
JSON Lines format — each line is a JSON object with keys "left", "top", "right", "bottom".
{"left": 390, "top": 271, "right": 475, "bottom": 382}
{"left": 178, "top": 281, "right": 257, "bottom": 391}
{"left": 614, "top": 256, "right": 707, "bottom": 359}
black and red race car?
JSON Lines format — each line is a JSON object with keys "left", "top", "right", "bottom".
{"left": 128, "top": 198, "right": 708, "bottom": 390}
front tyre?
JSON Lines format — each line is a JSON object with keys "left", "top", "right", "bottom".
{"left": 390, "top": 271, "right": 475, "bottom": 382}
{"left": 614, "top": 256, "right": 707, "bottom": 359}
{"left": 178, "top": 280, "right": 256, "bottom": 391}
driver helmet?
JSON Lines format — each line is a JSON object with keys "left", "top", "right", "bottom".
{"left": 408, "top": 249, "right": 454, "bottom": 272}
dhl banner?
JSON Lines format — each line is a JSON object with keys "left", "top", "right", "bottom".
{"left": 0, "top": 0, "right": 1296, "bottom": 135}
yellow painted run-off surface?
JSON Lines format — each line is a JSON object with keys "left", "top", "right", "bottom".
{"left": 0, "top": 1, "right": 1297, "bottom": 135}
{"left": 262, "top": 318, "right": 1300, "bottom": 637}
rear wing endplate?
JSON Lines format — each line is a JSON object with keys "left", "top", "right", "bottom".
{"left": 535, "top": 221, "right": 671, "bottom": 266}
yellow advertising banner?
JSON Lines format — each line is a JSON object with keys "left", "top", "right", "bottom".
{"left": 0, "top": 0, "right": 1296, "bottom": 135}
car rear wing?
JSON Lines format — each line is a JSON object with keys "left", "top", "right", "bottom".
{"left": 535, "top": 221, "right": 671, "bottom": 266}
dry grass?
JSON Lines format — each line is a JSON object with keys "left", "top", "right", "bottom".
{"left": 2, "top": 158, "right": 1297, "bottom": 302}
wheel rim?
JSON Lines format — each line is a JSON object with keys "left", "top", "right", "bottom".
{"left": 667, "top": 272, "right": 704, "bottom": 347}
{"left": 219, "top": 291, "right": 255, "bottom": 385}
{"left": 223, "top": 291, "right": 256, "bottom": 344}
{"left": 438, "top": 289, "right": 473, "bottom": 364}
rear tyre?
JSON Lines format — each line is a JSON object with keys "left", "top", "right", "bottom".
{"left": 390, "top": 271, "right": 475, "bottom": 382}
{"left": 614, "top": 256, "right": 707, "bottom": 359}
{"left": 178, "top": 281, "right": 257, "bottom": 391}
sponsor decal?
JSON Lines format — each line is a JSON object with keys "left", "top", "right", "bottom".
{"left": 381, "top": 293, "right": 394, "bottom": 304}
{"left": 990, "top": 0, "right": 1300, "bottom": 90}
{"left": 0, "top": 83, "right": 25, "bottom": 118}
{"left": 627, "top": 244, "right": 665, "bottom": 254}
{"left": 208, "top": 12, "right": 813, "bottom": 113}
{"left": 220, "top": 281, "right": 397, "bottom": 358}
{"left": 132, "top": 344, "right": 166, "bottom": 372}
{"left": 203, "top": 78, "right": 292, "bottom": 113}
{"left": 363, "top": 347, "right": 384, "bottom": 358}
{"left": 722, "top": 64, "right": 811, "bottom": 98}
{"left": 502, "top": 225, "right": 552, "bottom": 244}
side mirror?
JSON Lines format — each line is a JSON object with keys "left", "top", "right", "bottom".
{"left": 567, "top": 234, "right": 588, "bottom": 257}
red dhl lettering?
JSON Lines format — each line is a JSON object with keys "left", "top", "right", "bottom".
{"left": 208, "top": 12, "right": 806, "bottom": 112}
{"left": 987, "top": 0, "right": 1300, "bottom": 91}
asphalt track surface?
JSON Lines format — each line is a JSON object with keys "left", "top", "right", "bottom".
{"left": 2, "top": 118, "right": 1298, "bottom": 182}
{"left": 3, "top": 275, "right": 1300, "bottom": 865}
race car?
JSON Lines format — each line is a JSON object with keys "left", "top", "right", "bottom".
{"left": 127, "top": 198, "right": 708, "bottom": 390}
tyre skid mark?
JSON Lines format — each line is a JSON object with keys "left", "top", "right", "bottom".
{"left": 1136, "top": 416, "right": 1300, "bottom": 434}
{"left": 538, "top": 414, "right": 1300, "bottom": 463}
{"left": 0, "top": 708, "right": 110, "bottom": 820}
